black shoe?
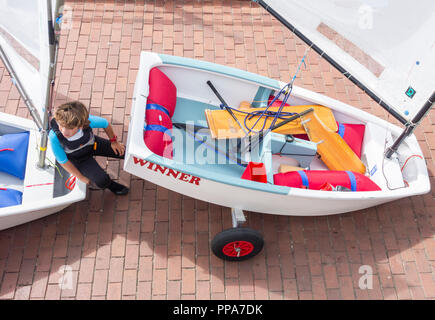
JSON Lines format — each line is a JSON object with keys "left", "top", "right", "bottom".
{"left": 108, "top": 180, "right": 129, "bottom": 195}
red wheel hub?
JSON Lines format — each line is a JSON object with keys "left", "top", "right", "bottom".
{"left": 222, "top": 241, "right": 254, "bottom": 257}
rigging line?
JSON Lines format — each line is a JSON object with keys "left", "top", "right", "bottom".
{"left": 34, "top": 140, "right": 63, "bottom": 177}
{"left": 243, "top": 47, "right": 310, "bottom": 137}
{"left": 242, "top": 46, "right": 311, "bottom": 135}
{"left": 243, "top": 83, "right": 290, "bottom": 135}
{"left": 245, "top": 70, "right": 296, "bottom": 134}
{"left": 265, "top": 46, "right": 311, "bottom": 135}
{"left": 224, "top": 105, "right": 297, "bottom": 134}
{"left": 401, "top": 154, "right": 423, "bottom": 172}
{"left": 242, "top": 108, "right": 313, "bottom": 154}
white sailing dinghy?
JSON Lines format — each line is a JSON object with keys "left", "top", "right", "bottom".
{"left": 0, "top": 0, "right": 86, "bottom": 230}
{"left": 124, "top": 0, "right": 434, "bottom": 260}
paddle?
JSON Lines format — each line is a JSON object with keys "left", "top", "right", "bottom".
{"left": 206, "top": 80, "right": 249, "bottom": 135}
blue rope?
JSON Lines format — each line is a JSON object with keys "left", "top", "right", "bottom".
{"left": 222, "top": 104, "right": 297, "bottom": 134}
{"left": 266, "top": 51, "right": 307, "bottom": 133}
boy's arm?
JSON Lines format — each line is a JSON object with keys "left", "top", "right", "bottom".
{"left": 88, "top": 114, "right": 109, "bottom": 129}
{"left": 89, "top": 114, "right": 125, "bottom": 156}
{"left": 103, "top": 123, "right": 125, "bottom": 156}
{"left": 103, "top": 123, "right": 117, "bottom": 141}
{"left": 48, "top": 131, "right": 90, "bottom": 184}
{"left": 59, "top": 160, "right": 90, "bottom": 184}
{"left": 88, "top": 114, "right": 116, "bottom": 140}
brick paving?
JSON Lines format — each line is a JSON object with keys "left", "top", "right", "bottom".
{"left": 0, "top": 0, "right": 435, "bottom": 300}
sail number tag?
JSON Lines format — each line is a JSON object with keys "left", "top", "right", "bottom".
{"left": 405, "top": 87, "right": 416, "bottom": 99}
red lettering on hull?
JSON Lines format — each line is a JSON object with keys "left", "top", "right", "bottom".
{"left": 133, "top": 156, "right": 201, "bottom": 186}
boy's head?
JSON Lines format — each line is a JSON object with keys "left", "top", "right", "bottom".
{"left": 54, "top": 101, "right": 90, "bottom": 129}
{"left": 54, "top": 101, "right": 90, "bottom": 138}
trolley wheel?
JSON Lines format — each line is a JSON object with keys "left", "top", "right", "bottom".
{"left": 211, "top": 228, "right": 264, "bottom": 261}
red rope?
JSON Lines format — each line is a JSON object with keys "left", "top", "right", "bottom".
{"left": 25, "top": 183, "right": 54, "bottom": 188}
{"left": 401, "top": 154, "right": 423, "bottom": 172}
{"left": 400, "top": 154, "right": 424, "bottom": 188}
{"left": 65, "top": 176, "right": 76, "bottom": 190}
{"left": 0, "top": 148, "right": 14, "bottom": 152}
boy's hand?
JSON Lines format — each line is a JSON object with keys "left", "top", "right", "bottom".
{"left": 111, "top": 141, "right": 126, "bottom": 156}
{"left": 60, "top": 161, "right": 90, "bottom": 185}
{"left": 82, "top": 177, "right": 91, "bottom": 185}
{"left": 77, "top": 176, "right": 90, "bottom": 185}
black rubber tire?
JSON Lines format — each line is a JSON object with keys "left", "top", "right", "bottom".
{"left": 211, "top": 228, "right": 264, "bottom": 261}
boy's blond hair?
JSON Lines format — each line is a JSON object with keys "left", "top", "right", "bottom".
{"left": 54, "top": 101, "right": 90, "bottom": 129}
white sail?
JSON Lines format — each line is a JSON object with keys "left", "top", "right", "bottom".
{"left": 259, "top": 0, "right": 435, "bottom": 121}
{"left": 0, "top": 0, "right": 56, "bottom": 121}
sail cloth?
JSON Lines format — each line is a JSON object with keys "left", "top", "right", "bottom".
{"left": 257, "top": 0, "right": 435, "bottom": 121}
{"left": 0, "top": 0, "right": 59, "bottom": 121}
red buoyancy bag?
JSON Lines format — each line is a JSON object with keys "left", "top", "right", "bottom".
{"left": 145, "top": 103, "right": 173, "bottom": 128}
{"left": 144, "top": 104, "right": 173, "bottom": 158}
{"left": 267, "top": 95, "right": 366, "bottom": 159}
{"left": 268, "top": 95, "right": 289, "bottom": 107}
{"left": 144, "top": 67, "right": 177, "bottom": 159}
{"left": 147, "top": 67, "right": 177, "bottom": 117}
{"left": 143, "top": 127, "right": 173, "bottom": 158}
{"left": 273, "top": 170, "right": 381, "bottom": 191}
{"left": 336, "top": 122, "right": 365, "bottom": 158}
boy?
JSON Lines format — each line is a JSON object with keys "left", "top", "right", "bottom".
{"left": 49, "top": 101, "right": 129, "bottom": 195}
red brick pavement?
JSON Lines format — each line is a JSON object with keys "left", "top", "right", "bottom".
{"left": 0, "top": 0, "right": 434, "bottom": 300}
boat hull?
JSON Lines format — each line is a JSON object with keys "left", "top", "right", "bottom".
{"left": 1, "top": 203, "right": 73, "bottom": 231}
{"left": 124, "top": 52, "right": 430, "bottom": 216}
{"left": 124, "top": 153, "right": 424, "bottom": 216}
{"left": 0, "top": 112, "right": 86, "bottom": 231}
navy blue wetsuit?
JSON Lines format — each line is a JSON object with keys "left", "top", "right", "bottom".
{"left": 49, "top": 115, "right": 123, "bottom": 189}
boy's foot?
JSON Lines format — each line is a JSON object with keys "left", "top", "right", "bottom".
{"left": 108, "top": 180, "right": 129, "bottom": 195}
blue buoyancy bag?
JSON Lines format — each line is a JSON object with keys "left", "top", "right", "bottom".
{"left": 0, "top": 131, "right": 30, "bottom": 180}
{"left": 0, "top": 188, "right": 23, "bottom": 208}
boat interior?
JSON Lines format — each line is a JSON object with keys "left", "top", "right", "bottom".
{"left": 0, "top": 122, "right": 27, "bottom": 197}
{"left": 0, "top": 119, "right": 73, "bottom": 210}
{"left": 140, "top": 63, "right": 413, "bottom": 193}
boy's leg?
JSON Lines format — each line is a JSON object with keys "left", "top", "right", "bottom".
{"left": 92, "top": 136, "right": 124, "bottom": 159}
{"left": 71, "top": 157, "right": 128, "bottom": 195}
{"left": 71, "top": 157, "right": 111, "bottom": 189}
{"left": 75, "top": 136, "right": 129, "bottom": 195}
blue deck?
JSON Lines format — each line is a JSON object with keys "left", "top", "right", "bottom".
{"left": 145, "top": 96, "right": 290, "bottom": 195}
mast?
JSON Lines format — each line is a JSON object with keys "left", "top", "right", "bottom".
{"left": 385, "top": 91, "right": 435, "bottom": 158}
{"left": 0, "top": 1, "right": 64, "bottom": 168}
{"left": 0, "top": 46, "right": 43, "bottom": 130}
{"left": 37, "top": 0, "right": 59, "bottom": 168}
